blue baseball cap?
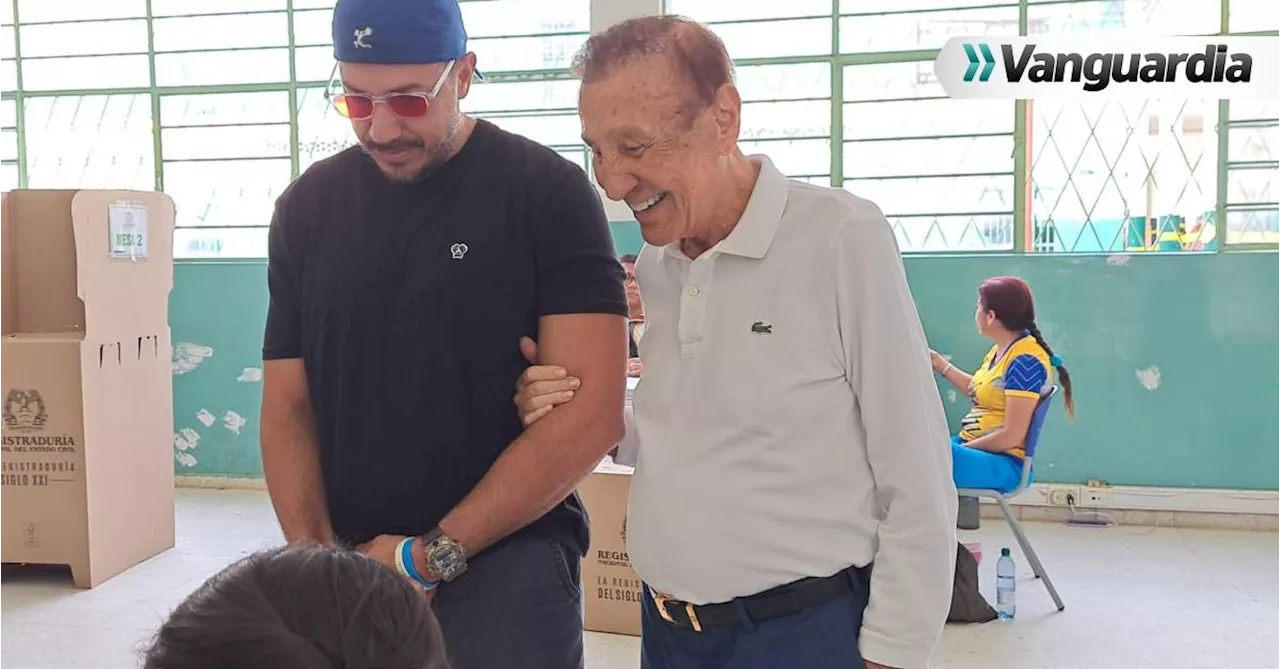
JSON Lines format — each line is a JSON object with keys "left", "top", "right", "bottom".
{"left": 332, "top": 0, "right": 480, "bottom": 75}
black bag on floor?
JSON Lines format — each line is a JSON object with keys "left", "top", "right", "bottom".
{"left": 948, "top": 542, "right": 997, "bottom": 623}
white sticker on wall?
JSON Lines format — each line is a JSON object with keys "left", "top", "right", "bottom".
{"left": 223, "top": 410, "right": 247, "bottom": 435}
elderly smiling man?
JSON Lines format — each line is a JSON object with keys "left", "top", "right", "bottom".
{"left": 514, "top": 15, "right": 958, "bottom": 669}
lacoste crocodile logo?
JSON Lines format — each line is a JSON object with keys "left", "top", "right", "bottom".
{"left": 750, "top": 321, "right": 772, "bottom": 334}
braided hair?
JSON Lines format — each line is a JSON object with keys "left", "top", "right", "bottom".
{"left": 978, "top": 276, "right": 1076, "bottom": 420}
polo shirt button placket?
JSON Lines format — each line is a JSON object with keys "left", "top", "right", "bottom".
{"left": 678, "top": 259, "right": 713, "bottom": 359}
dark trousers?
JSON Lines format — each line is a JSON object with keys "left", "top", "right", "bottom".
{"left": 640, "top": 569, "right": 870, "bottom": 669}
{"left": 433, "top": 535, "right": 585, "bottom": 669}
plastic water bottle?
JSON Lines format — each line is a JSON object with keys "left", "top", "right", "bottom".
{"left": 996, "top": 547, "right": 1016, "bottom": 620}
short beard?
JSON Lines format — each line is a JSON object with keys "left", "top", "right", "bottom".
{"left": 364, "top": 114, "right": 464, "bottom": 184}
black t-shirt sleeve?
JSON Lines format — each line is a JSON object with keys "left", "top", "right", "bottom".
{"left": 533, "top": 166, "right": 628, "bottom": 318}
{"left": 263, "top": 194, "right": 303, "bottom": 360}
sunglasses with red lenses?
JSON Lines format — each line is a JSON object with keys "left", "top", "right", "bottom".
{"left": 326, "top": 60, "right": 456, "bottom": 121}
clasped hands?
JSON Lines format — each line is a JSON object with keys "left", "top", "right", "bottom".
{"left": 358, "top": 534, "right": 438, "bottom": 604}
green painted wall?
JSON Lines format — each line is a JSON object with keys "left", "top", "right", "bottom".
{"left": 169, "top": 233, "right": 1279, "bottom": 490}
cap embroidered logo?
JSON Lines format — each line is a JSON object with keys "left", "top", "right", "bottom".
{"left": 450, "top": 243, "right": 469, "bottom": 260}
{"left": 353, "top": 27, "right": 373, "bottom": 48}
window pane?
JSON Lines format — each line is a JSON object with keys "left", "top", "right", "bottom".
{"left": 740, "top": 138, "right": 830, "bottom": 176}
{"left": 1231, "top": 0, "right": 1279, "bottom": 31}
{"left": 463, "top": 79, "right": 580, "bottom": 114}
{"left": 163, "top": 125, "right": 292, "bottom": 161}
{"left": 17, "top": 19, "right": 149, "bottom": 58}
{"left": 294, "top": 0, "right": 335, "bottom": 8}
{"left": 153, "top": 13, "right": 289, "bottom": 51}
{"left": 477, "top": 113, "right": 580, "bottom": 147}
{"left": 293, "top": 8, "right": 333, "bottom": 47}
{"left": 296, "top": 45, "right": 336, "bottom": 82}
{"left": 0, "top": 59, "right": 13, "bottom": 91}
{"left": 1027, "top": 0, "right": 1219, "bottom": 35}
{"left": 741, "top": 100, "right": 830, "bottom": 141}
{"left": 845, "top": 99, "right": 1013, "bottom": 138}
{"left": 1225, "top": 209, "right": 1279, "bottom": 245}
{"left": 888, "top": 214, "right": 1014, "bottom": 252}
{"left": 297, "top": 87, "right": 356, "bottom": 171}
{"left": 1031, "top": 99, "right": 1218, "bottom": 251}
{"left": 707, "top": 19, "right": 831, "bottom": 59}
{"left": 471, "top": 34, "right": 587, "bottom": 71}
{"left": 165, "top": 159, "right": 292, "bottom": 229}
{"left": 843, "top": 61, "right": 944, "bottom": 102}
{"left": 842, "top": 0, "right": 1012, "bottom": 10}
{"left": 155, "top": 48, "right": 290, "bottom": 86}
{"left": 1, "top": 99, "right": 14, "bottom": 127}
{"left": 844, "top": 135, "right": 1014, "bottom": 178}
{"left": 174, "top": 227, "right": 270, "bottom": 259}
{"left": 151, "top": 0, "right": 285, "bottom": 16}
{"left": 24, "top": 95, "right": 154, "bottom": 190}
{"left": 461, "top": 0, "right": 590, "bottom": 37}
{"left": 21, "top": 55, "right": 151, "bottom": 90}
{"left": 1229, "top": 125, "right": 1278, "bottom": 163}
{"left": 737, "top": 63, "right": 830, "bottom": 101}
{"left": 1, "top": 163, "right": 18, "bottom": 191}
{"left": 160, "top": 92, "right": 290, "bottom": 127}
{"left": 1, "top": 26, "right": 13, "bottom": 59}
{"left": 1231, "top": 99, "right": 1280, "bottom": 121}
{"left": 840, "top": 6, "right": 1018, "bottom": 53}
{"left": 16, "top": 0, "right": 145, "bottom": 23}
{"left": 1227, "top": 169, "right": 1275, "bottom": 206}
{"left": 846, "top": 175, "right": 1013, "bottom": 215}
{"left": 670, "top": 0, "right": 831, "bottom": 22}
{"left": 1, "top": 129, "right": 16, "bottom": 161}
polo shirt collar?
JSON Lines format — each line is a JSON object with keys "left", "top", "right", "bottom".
{"left": 661, "top": 154, "right": 789, "bottom": 261}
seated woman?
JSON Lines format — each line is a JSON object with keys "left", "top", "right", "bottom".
{"left": 142, "top": 544, "right": 450, "bottom": 669}
{"left": 930, "top": 276, "right": 1075, "bottom": 493}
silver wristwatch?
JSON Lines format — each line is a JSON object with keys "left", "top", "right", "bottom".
{"left": 421, "top": 528, "right": 468, "bottom": 583}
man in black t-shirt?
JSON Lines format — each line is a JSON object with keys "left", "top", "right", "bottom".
{"left": 259, "top": 1, "right": 628, "bottom": 667}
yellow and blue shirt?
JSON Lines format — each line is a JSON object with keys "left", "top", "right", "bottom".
{"left": 957, "top": 334, "right": 1054, "bottom": 459}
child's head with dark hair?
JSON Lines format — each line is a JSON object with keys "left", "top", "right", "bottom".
{"left": 143, "top": 544, "right": 449, "bottom": 669}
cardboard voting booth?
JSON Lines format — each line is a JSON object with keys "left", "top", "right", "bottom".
{"left": 579, "top": 458, "right": 643, "bottom": 636}
{"left": 1, "top": 189, "right": 176, "bottom": 588}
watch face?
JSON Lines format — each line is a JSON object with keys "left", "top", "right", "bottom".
{"left": 429, "top": 541, "right": 468, "bottom": 581}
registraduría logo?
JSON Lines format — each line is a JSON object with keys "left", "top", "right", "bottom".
{"left": 934, "top": 36, "right": 1278, "bottom": 100}
{"left": 3, "top": 389, "right": 48, "bottom": 432}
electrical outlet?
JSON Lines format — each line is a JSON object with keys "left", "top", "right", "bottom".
{"left": 1082, "top": 488, "right": 1111, "bottom": 507}
{"left": 1046, "top": 487, "right": 1079, "bottom": 506}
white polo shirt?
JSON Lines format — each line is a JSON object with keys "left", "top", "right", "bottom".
{"left": 616, "top": 156, "right": 957, "bottom": 669}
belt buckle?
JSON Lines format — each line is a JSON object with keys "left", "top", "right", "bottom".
{"left": 651, "top": 590, "right": 703, "bottom": 632}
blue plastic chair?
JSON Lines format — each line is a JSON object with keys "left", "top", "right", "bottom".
{"left": 957, "top": 386, "right": 1065, "bottom": 611}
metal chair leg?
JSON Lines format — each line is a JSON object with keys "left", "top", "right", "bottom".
{"left": 996, "top": 497, "right": 1065, "bottom": 612}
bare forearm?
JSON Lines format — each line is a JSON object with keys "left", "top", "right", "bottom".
{"left": 938, "top": 365, "right": 972, "bottom": 392}
{"left": 260, "top": 403, "right": 333, "bottom": 544}
{"left": 439, "top": 408, "right": 624, "bottom": 555}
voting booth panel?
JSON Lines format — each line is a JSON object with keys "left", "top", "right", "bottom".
{"left": 1, "top": 189, "right": 176, "bottom": 588}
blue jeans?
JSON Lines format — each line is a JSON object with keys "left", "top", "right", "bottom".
{"left": 951, "top": 436, "right": 1025, "bottom": 492}
{"left": 640, "top": 569, "right": 869, "bottom": 669}
{"left": 433, "top": 536, "right": 584, "bottom": 669}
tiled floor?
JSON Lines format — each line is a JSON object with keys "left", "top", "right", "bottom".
{"left": 2, "top": 489, "right": 1276, "bottom": 668}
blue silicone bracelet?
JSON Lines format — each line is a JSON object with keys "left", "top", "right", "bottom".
{"left": 400, "top": 537, "right": 436, "bottom": 590}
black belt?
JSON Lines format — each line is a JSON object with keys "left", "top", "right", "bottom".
{"left": 650, "top": 566, "right": 870, "bottom": 632}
